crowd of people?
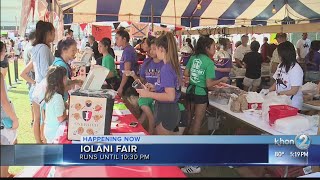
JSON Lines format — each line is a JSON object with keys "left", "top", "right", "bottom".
{"left": 1, "top": 19, "right": 320, "bottom": 176}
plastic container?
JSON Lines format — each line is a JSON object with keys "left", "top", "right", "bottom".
{"left": 268, "top": 105, "right": 299, "bottom": 125}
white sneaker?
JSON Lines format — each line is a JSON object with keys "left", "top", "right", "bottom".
{"left": 181, "top": 166, "right": 201, "bottom": 174}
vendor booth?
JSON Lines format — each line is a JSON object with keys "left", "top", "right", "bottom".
{"left": 14, "top": 0, "right": 320, "bottom": 178}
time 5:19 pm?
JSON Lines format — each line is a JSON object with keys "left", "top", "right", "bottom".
{"left": 290, "top": 151, "right": 308, "bottom": 158}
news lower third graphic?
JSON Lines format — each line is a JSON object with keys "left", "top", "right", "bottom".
{"left": 1, "top": 135, "right": 319, "bottom": 166}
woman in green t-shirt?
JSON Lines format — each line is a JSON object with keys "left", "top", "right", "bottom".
{"left": 98, "top": 38, "right": 120, "bottom": 90}
{"left": 182, "top": 36, "right": 229, "bottom": 174}
{"left": 184, "top": 36, "right": 228, "bottom": 135}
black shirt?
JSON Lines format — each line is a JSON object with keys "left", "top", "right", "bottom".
{"left": 0, "top": 56, "right": 9, "bottom": 68}
{"left": 243, "top": 51, "right": 263, "bottom": 79}
{"left": 91, "top": 41, "right": 102, "bottom": 63}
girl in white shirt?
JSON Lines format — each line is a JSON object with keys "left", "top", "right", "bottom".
{"left": 269, "top": 41, "right": 304, "bottom": 109}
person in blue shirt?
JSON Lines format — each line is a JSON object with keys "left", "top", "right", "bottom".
{"left": 44, "top": 66, "right": 68, "bottom": 143}
{"left": 53, "top": 38, "right": 83, "bottom": 102}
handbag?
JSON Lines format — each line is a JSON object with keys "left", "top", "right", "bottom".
{"left": 32, "top": 78, "right": 47, "bottom": 107}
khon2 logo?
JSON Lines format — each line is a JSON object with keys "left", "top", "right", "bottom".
{"left": 295, "top": 134, "right": 311, "bottom": 150}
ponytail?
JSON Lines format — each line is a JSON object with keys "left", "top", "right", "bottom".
{"left": 155, "top": 32, "right": 181, "bottom": 85}
{"left": 100, "top": 37, "right": 114, "bottom": 58}
{"left": 108, "top": 47, "right": 115, "bottom": 58}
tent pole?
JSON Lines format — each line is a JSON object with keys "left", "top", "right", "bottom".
{"left": 151, "top": 4, "right": 154, "bottom": 33}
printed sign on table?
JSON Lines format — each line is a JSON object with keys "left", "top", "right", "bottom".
{"left": 68, "top": 95, "right": 108, "bottom": 141}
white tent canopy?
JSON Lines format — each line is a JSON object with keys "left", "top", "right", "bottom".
{"left": 58, "top": 0, "right": 320, "bottom": 27}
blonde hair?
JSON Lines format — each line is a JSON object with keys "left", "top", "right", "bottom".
{"left": 155, "top": 31, "right": 181, "bottom": 85}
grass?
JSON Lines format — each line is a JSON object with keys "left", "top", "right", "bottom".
{"left": 4, "top": 59, "right": 34, "bottom": 175}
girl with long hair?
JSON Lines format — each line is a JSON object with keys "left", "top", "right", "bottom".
{"left": 20, "top": 20, "right": 55, "bottom": 144}
{"left": 44, "top": 66, "right": 68, "bottom": 143}
{"left": 136, "top": 32, "right": 182, "bottom": 135}
{"left": 182, "top": 36, "right": 228, "bottom": 174}
{"left": 98, "top": 37, "right": 120, "bottom": 90}
{"left": 269, "top": 41, "right": 304, "bottom": 109}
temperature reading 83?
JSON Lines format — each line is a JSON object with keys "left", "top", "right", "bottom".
{"left": 275, "top": 151, "right": 285, "bottom": 157}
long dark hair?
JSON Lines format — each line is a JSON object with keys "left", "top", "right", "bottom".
{"left": 186, "top": 38, "right": 194, "bottom": 51}
{"left": 155, "top": 31, "right": 181, "bottom": 84}
{"left": 195, "top": 36, "right": 215, "bottom": 57}
{"left": 45, "top": 66, "right": 67, "bottom": 103}
{"left": 54, "top": 38, "right": 77, "bottom": 58}
{"left": 100, "top": 37, "right": 115, "bottom": 58}
{"left": 278, "top": 41, "right": 297, "bottom": 73}
{"left": 307, "top": 40, "right": 320, "bottom": 63}
{"left": 33, "top": 20, "right": 55, "bottom": 46}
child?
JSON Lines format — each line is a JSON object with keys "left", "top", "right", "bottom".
{"left": 125, "top": 87, "right": 187, "bottom": 135}
{"left": 243, "top": 41, "right": 263, "bottom": 92}
{"left": 98, "top": 37, "right": 120, "bottom": 90}
{"left": 136, "top": 32, "right": 182, "bottom": 135}
{"left": 44, "top": 66, "right": 68, "bottom": 143}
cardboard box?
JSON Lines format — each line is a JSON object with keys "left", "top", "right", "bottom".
{"left": 67, "top": 90, "right": 115, "bottom": 141}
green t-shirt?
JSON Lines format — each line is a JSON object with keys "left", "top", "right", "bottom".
{"left": 138, "top": 98, "right": 185, "bottom": 112}
{"left": 102, "top": 54, "right": 118, "bottom": 78}
{"left": 186, "top": 54, "right": 215, "bottom": 95}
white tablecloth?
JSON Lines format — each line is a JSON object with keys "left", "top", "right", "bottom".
{"left": 208, "top": 100, "right": 318, "bottom": 135}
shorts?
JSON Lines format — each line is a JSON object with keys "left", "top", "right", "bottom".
{"left": 243, "top": 77, "right": 261, "bottom": 87}
{"left": 0, "top": 128, "right": 17, "bottom": 145}
{"left": 1, "top": 104, "right": 17, "bottom": 145}
{"left": 187, "top": 94, "right": 208, "bottom": 104}
{"left": 154, "top": 101, "right": 180, "bottom": 131}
